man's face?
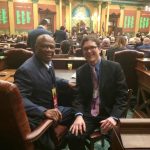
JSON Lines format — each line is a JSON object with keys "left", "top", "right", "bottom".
{"left": 82, "top": 40, "right": 101, "bottom": 65}
{"left": 35, "top": 36, "right": 55, "bottom": 63}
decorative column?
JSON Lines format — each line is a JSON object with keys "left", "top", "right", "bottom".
{"left": 55, "top": 0, "right": 60, "bottom": 29}
{"left": 69, "top": 0, "right": 72, "bottom": 34}
{"left": 59, "top": 0, "right": 62, "bottom": 27}
{"left": 65, "top": 1, "right": 70, "bottom": 31}
{"left": 119, "top": 5, "right": 125, "bottom": 28}
{"left": 100, "top": 2, "right": 107, "bottom": 35}
{"left": 92, "top": 2, "right": 98, "bottom": 33}
{"left": 135, "top": 7, "right": 141, "bottom": 33}
{"left": 98, "top": 2, "right": 102, "bottom": 33}
{"left": 33, "top": 2, "right": 38, "bottom": 29}
{"left": 8, "top": 1, "right": 15, "bottom": 34}
{"left": 105, "top": 2, "right": 110, "bottom": 35}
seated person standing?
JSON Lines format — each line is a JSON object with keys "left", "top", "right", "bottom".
{"left": 14, "top": 34, "right": 74, "bottom": 150}
{"left": 67, "top": 36, "right": 128, "bottom": 150}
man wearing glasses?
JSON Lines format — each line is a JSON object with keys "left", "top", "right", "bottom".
{"left": 67, "top": 36, "right": 128, "bottom": 150}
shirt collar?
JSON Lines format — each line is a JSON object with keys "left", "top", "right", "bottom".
{"left": 95, "top": 59, "right": 101, "bottom": 71}
{"left": 44, "top": 61, "right": 52, "bottom": 69}
{"left": 38, "top": 25, "right": 46, "bottom": 29}
{"left": 90, "top": 58, "right": 101, "bottom": 71}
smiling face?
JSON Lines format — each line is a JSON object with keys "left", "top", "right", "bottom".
{"left": 82, "top": 40, "right": 101, "bottom": 65}
{"left": 35, "top": 34, "right": 55, "bottom": 63}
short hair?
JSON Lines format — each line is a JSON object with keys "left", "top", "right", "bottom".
{"left": 60, "top": 26, "right": 65, "bottom": 30}
{"left": 60, "top": 40, "right": 71, "bottom": 54}
{"left": 39, "top": 19, "right": 50, "bottom": 26}
{"left": 80, "top": 36, "right": 100, "bottom": 48}
{"left": 35, "top": 34, "right": 54, "bottom": 48}
{"left": 114, "top": 36, "right": 127, "bottom": 48}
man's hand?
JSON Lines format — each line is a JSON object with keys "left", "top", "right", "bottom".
{"left": 44, "top": 108, "right": 62, "bottom": 122}
{"left": 69, "top": 115, "right": 86, "bottom": 136}
{"left": 100, "top": 117, "right": 117, "bottom": 134}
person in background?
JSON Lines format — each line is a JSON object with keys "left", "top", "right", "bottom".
{"left": 27, "top": 18, "right": 52, "bottom": 51}
{"left": 60, "top": 40, "right": 72, "bottom": 54}
{"left": 134, "top": 37, "right": 143, "bottom": 50}
{"left": 67, "top": 36, "right": 128, "bottom": 150}
{"left": 101, "top": 38, "right": 110, "bottom": 49}
{"left": 137, "top": 37, "right": 150, "bottom": 50}
{"left": 107, "top": 36, "right": 128, "bottom": 61}
{"left": 53, "top": 26, "right": 68, "bottom": 48}
{"left": 14, "top": 34, "right": 74, "bottom": 150}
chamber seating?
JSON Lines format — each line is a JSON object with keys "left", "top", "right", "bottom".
{"left": 14, "top": 42, "right": 27, "bottom": 49}
{"left": 114, "top": 50, "right": 144, "bottom": 110}
{"left": 0, "top": 80, "right": 53, "bottom": 150}
{"left": 135, "top": 58, "right": 150, "bottom": 118}
{"left": 114, "top": 50, "right": 144, "bottom": 95}
{"left": 4, "top": 49, "right": 33, "bottom": 69}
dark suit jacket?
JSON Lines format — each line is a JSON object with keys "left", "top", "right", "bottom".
{"left": 27, "top": 26, "right": 52, "bottom": 50}
{"left": 14, "top": 55, "right": 68, "bottom": 119}
{"left": 73, "top": 59, "right": 128, "bottom": 119}
{"left": 53, "top": 30, "right": 67, "bottom": 43}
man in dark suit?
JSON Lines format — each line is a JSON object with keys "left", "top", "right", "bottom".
{"left": 53, "top": 26, "right": 67, "bottom": 48}
{"left": 27, "top": 19, "right": 52, "bottom": 51}
{"left": 67, "top": 36, "right": 128, "bottom": 150}
{"left": 14, "top": 34, "right": 74, "bottom": 150}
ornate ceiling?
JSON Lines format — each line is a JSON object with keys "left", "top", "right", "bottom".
{"left": 67, "top": 0, "right": 150, "bottom": 7}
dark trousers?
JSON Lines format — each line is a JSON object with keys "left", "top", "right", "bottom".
{"left": 66, "top": 116, "right": 103, "bottom": 150}
{"left": 29, "top": 106, "right": 74, "bottom": 150}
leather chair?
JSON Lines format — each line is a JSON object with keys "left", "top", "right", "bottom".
{"left": 0, "top": 80, "right": 53, "bottom": 150}
{"left": 14, "top": 42, "right": 27, "bottom": 49}
{"left": 4, "top": 49, "right": 33, "bottom": 69}
{"left": 114, "top": 50, "right": 144, "bottom": 95}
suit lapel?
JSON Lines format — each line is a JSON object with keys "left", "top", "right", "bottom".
{"left": 83, "top": 64, "right": 93, "bottom": 94}
{"left": 99, "top": 59, "right": 107, "bottom": 91}
{"left": 33, "top": 55, "right": 51, "bottom": 81}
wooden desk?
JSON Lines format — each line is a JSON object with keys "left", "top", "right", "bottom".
{"left": 112, "top": 119, "right": 150, "bottom": 150}
{"left": 55, "top": 69, "right": 75, "bottom": 81}
{"left": 52, "top": 57, "right": 86, "bottom": 69}
{"left": 136, "top": 58, "right": 150, "bottom": 70}
{"left": 0, "top": 69, "right": 76, "bottom": 83}
{"left": 0, "top": 69, "right": 16, "bottom": 83}
{"left": 135, "top": 58, "right": 150, "bottom": 117}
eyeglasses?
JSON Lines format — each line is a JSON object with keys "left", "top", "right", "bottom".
{"left": 83, "top": 46, "right": 98, "bottom": 52}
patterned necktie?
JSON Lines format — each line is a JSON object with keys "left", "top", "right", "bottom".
{"left": 91, "top": 66, "right": 100, "bottom": 117}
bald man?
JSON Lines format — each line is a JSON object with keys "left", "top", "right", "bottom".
{"left": 14, "top": 34, "right": 74, "bottom": 150}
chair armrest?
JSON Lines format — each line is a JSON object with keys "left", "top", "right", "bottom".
{"left": 25, "top": 119, "right": 53, "bottom": 142}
